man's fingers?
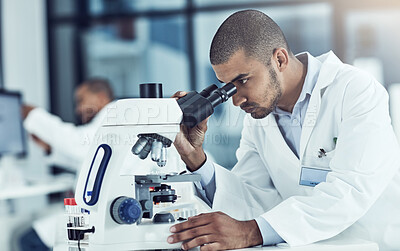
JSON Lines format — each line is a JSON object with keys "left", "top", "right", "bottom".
{"left": 196, "top": 116, "right": 210, "bottom": 131}
{"left": 172, "top": 91, "right": 188, "bottom": 99}
{"left": 170, "top": 214, "right": 210, "bottom": 233}
{"left": 168, "top": 224, "right": 213, "bottom": 244}
{"left": 31, "top": 134, "right": 47, "bottom": 145}
{"left": 181, "top": 235, "right": 217, "bottom": 250}
{"left": 22, "top": 104, "right": 35, "bottom": 119}
{"left": 31, "top": 134, "right": 40, "bottom": 141}
{"left": 200, "top": 242, "right": 221, "bottom": 251}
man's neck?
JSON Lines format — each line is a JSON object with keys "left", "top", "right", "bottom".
{"left": 277, "top": 55, "right": 308, "bottom": 113}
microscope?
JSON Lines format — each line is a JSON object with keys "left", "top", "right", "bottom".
{"left": 74, "top": 83, "right": 236, "bottom": 250}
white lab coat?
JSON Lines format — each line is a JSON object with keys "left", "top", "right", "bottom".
{"left": 23, "top": 102, "right": 113, "bottom": 170}
{"left": 211, "top": 51, "right": 400, "bottom": 251}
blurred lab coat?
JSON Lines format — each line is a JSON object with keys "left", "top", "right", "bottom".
{"left": 24, "top": 102, "right": 114, "bottom": 171}
{"left": 389, "top": 83, "right": 400, "bottom": 143}
{"left": 211, "top": 51, "right": 400, "bottom": 250}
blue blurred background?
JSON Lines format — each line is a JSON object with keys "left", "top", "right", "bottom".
{"left": 4, "top": 0, "right": 400, "bottom": 169}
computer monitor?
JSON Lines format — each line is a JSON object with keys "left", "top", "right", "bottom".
{"left": 0, "top": 90, "right": 27, "bottom": 157}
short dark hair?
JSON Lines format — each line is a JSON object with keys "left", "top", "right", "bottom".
{"left": 80, "top": 77, "right": 114, "bottom": 100}
{"left": 210, "top": 10, "right": 290, "bottom": 66}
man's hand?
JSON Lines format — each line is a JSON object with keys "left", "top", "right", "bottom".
{"left": 22, "top": 104, "right": 36, "bottom": 119}
{"left": 167, "top": 211, "right": 263, "bottom": 250}
{"left": 172, "top": 91, "right": 208, "bottom": 171}
{"left": 31, "top": 134, "right": 52, "bottom": 155}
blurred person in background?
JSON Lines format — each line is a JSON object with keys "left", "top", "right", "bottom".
{"left": 17, "top": 78, "right": 114, "bottom": 251}
{"left": 22, "top": 77, "right": 114, "bottom": 171}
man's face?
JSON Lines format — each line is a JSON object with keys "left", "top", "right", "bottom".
{"left": 74, "top": 85, "right": 104, "bottom": 124}
{"left": 212, "top": 50, "right": 282, "bottom": 119}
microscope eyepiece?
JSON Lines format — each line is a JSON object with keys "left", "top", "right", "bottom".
{"left": 177, "top": 83, "right": 237, "bottom": 128}
{"left": 199, "top": 84, "right": 218, "bottom": 98}
{"left": 139, "top": 83, "right": 163, "bottom": 98}
{"left": 207, "top": 83, "right": 237, "bottom": 108}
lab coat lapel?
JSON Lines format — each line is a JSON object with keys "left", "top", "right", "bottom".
{"left": 265, "top": 114, "right": 299, "bottom": 163}
{"left": 299, "top": 51, "right": 342, "bottom": 160}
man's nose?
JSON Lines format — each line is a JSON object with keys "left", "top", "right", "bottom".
{"left": 232, "top": 93, "right": 246, "bottom": 107}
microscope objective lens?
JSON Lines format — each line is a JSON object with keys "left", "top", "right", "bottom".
{"left": 151, "top": 140, "right": 163, "bottom": 162}
{"left": 138, "top": 140, "right": 152, "bottom": 159}
{"left": 157, "top": 146, "right": 167, "bottom": 167}
{"left": 131, "top": 136, "right": 148, "bottom": 155}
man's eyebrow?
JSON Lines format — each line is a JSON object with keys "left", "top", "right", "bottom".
{"left": 229, "top": 73, "right": 249, "bottom": 84}
{"left": 217, "top": 73, "right": 249, "bottom": 84}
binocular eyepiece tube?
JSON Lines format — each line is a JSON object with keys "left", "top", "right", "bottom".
{"left": 177, "top": 82, "right": 237, "bottom": 128}
{"left": 206, "top": 83, "right": 237, "bottom": 108}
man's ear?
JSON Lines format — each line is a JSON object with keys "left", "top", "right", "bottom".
{"left": 273, "top": 48, "right": 289, "bottom": 72}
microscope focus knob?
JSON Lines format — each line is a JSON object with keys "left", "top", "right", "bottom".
{"left": 110, "top": 196, "right": 142, "bottom": 225}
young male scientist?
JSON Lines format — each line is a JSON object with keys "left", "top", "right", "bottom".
{"left": 168, "top": 10, "right": 400, "bottom": 251}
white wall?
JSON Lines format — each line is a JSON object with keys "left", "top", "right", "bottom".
{"left": 1, "top": 0, "right": 50, "bottom": 177}
{"left": 1, "top": 2, "right": 50, "bottom": 250}
{"left": 2, "top": 0, "right": 49, "bottom": 108}
{"left": 1, "top": 0, "right": 50, "bottom": 182}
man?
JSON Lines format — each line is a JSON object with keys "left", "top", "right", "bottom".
{"left": 168, "top": 10, "right": 400, "bottom": 251}
{"left": 23, "top": 78, "right": 114, "bottom": 169}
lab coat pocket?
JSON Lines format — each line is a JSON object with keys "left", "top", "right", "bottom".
{"left": 302, "top": 149, "right": 335, "bottom": 169}
{"left": 300, "top": 150, "right": 335, "bottom": 187}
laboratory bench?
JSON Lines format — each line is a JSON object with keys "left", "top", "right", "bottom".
{"left": 0, "top": 174, "right": 74, "bottom": 200}
{"left": 53, "top": 234, "right": 378, "bottom": 251}
{"left": 0, "top": 172, "right": 75, "bottom": 251}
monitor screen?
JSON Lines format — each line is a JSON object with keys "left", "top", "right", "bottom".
{"left": 0, "top": 90, "right": 27, "bottom": 156}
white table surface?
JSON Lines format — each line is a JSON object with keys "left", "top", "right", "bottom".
{"left": 0, "top": 175, "right": 74, "bottom": 200}
{"left": 53, "top": 234, "right": 378, "bottom": 251}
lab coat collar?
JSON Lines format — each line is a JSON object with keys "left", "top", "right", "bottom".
{"left": 299, "top": 50, "right": 342, "bottom": 160}
{"left": 297, "top": 51, "right": 322, "bottom": 98}
{"left": 314, "top": 51, "right": 342, "bottom": 92}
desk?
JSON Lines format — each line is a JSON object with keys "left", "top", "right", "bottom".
{"left": 0, "top": 175, "right": 75, "bottom": 251}
{"left": 53, "top": 235, "right": 378, "bottom": 251}
{"left": 0, "top": 175, "right": 75, "bottom": 200}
